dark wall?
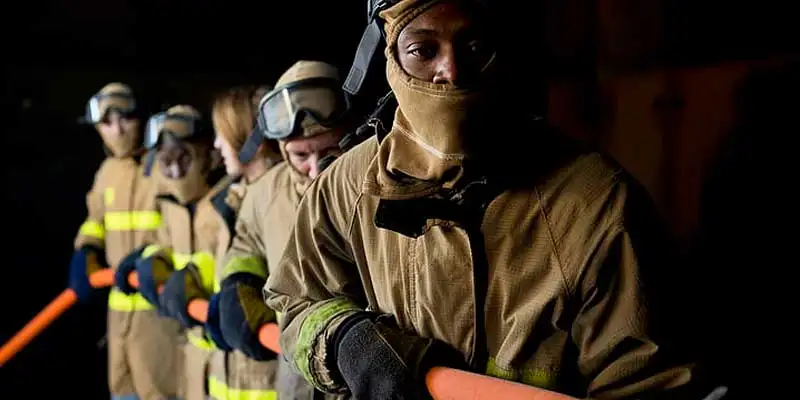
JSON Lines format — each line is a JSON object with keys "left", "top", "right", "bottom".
{"left": 2, "top": 0, "right": 799, "bottom": 397}
{"left": 1, "top": 1, "right": 362, "bottom": 395}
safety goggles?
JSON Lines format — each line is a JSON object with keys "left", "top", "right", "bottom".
{"left": 144, "top": 113, "right": 199, "bottom": 150}
{"left": 256, "top": 77, "right": 349, "bottom": 140}
{"left": 84, "top": 92, "right": 136, "bottom": 124}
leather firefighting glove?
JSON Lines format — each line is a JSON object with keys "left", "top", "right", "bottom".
{"left": 68, "top": 245, "right": 108, "bottom": 303}
{"left": 330, "top": 312, "right": 469, "bottom": 399}
{"left": 218, "top": 273, "right": 276, "bottom": 360}
{"left": 204, "top": 293, "right": 233, "bottom": 351}
{"left": 159, "top": 263, "right": 208, "bottom": 328}
{"left": 113, "top": 246, "right": 146, "bottom": 294}
{"left": 135, "top": 252, "right": 174, "bottom": 308}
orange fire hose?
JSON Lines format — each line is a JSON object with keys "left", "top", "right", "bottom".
{"left": 0, "top": 271, "right": 113, "bottom": 366}
{"left": 185, "top": 296, "right": 573, "bottom": 400}
{"left": 0, "top": 269, "right": 575, "bottom": 399}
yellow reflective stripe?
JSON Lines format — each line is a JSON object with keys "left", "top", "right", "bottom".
{"left": 188, "top": 332, "right": 214, "bottom": 351}
{"left": 104, "top": 188, "right": 115, "bottom": 206}
{"left": 208, "top": 376, "right": 277, "bottom": 400}
{"left": 104, "top": 211, "right": 162, "bottom": 231}
{"left": 108, "top": 287, "right": 155, "bottom": 311}
{"left": 79, "top": 220, "right": 105, "bottom": 240}
{"left": 173, "top": 253, "right": 192, "bottom": 269}
{"left": 192, "top": 252, "right": 216, "bottom": 293}
{"left": 485, "top": 357, "right": 556, "bottom": 389}
{"left": 214, "top": 276, "right": 221, "bottom": 294}
{"left": 174, "top": 252, "right": 216, "bottom": 293}
{"left": 223, "top": 255, "right": 267, "bottom": 280}
{"left": 142, "top": 244, "right": 164, "bottom": 258}
{"left": 296, "top": 299, "right": 362, "bottom": 386}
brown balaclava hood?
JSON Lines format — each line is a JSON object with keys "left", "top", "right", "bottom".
{"left": 156, "top": 105, "right": 212, "bottom": 205}
{"left": 273, "top": 60, "right": 345, "bottom": 195}
{"left": 363, "top": 0, "right": 497, "bottom": 199}
{"left": 94, "top": 82, "right": 141, "bottom": 157}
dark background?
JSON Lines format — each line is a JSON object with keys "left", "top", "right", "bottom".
{"left": 1, "top": 0, "right": 798, "bottom": 397}
{"left": 1, "top": 1, "right": 363, "bottom": 396}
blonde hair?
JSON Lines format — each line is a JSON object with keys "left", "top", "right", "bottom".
{"left": 211, "top": 85, "right": 272, "bottom": 154}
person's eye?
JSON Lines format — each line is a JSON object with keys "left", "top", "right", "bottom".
{"left": 408, "top": 43, "right": 437, "bottom": 61}
{"left": 291, "top": 152, "right": 309, "bottom": 160}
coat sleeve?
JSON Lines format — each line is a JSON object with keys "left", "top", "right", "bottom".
{"left": 264, "top": 160, "right": 367, "bottom": 395}
{"left": 220, "top": 187, "right": 269, "bottom": 280}
{"left": 569, "top": 179, "right": 700, "bottom": 399}
{"left": 74, "top": 163, "right": 107, "bottom": 250}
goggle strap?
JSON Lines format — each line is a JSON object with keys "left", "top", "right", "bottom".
{"left": 238, "top": 128, "right": 265, "bottom": 164}
{"left": 343, "top": 20, "right": 384, "bottom": 96}
{"left": 143, "top": 151, "right": 156, "bottom": 177}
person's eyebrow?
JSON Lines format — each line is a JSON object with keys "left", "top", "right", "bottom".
{"left": 404, "top": 27, "right": 438, "bottom": 37}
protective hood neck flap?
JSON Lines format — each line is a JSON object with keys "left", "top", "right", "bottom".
{"left": 103, "top": 133, "right": 141, "bottom": 158}
{"left": 363, "top": 0, "right": 495, "bottom": 198}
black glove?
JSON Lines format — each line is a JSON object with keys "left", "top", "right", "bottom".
{"left": 135, "top": 253, "right": 174, "bottom": 307}
{"left": 218, "top": 273, "right": 276, "bottom": 361}
{"left": 158, "top": 264, "right": 208, "bottom": 328}
{"left": 113, "top": 246, "right": 146, "bottom": 295}
{"left": 330, "top": 312, "right": 469, "bottom": 399}
{"left": 68, "top": 245, "right": 107, "bottom": 302}
{"left": 205, "top": 293, "right": 233, "bottom": 351}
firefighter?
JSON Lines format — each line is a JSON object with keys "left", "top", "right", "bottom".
{"left": 205, "top": 85, "right": 284, "bottom": 399}
{"left": 208, "top": 61, "right": 351, "bottom": 400}
{"left": 265, "top": 1, "right": 714, "bottom": 399}
{"left": 113, "top": 104, "right": 227, "bottom": 400}
{"left": 68, "top": 83, "right": 183, "bottom": 400}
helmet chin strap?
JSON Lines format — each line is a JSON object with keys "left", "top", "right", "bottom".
{"left": 342, "top": 20, "right": 385, "bottom": 96}
{"left": 342, "top": 0, "right": 401, "bottom": 96}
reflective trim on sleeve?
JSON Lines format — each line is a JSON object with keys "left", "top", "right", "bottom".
{"left": 173, "top": 253, "right": 192, "bottom": 269}
{"left": 295, "top": 298, "right": 362, "bottom": 386}
{"left": 191, "top": 252, "right": 216, "bottom": 294}
{"left": 188, "top": 332, "right": 215, "bottom": 351}
{"left": 485, "top": 357, "right": 556, "bottom": 389}
{"left": 108, "top": 287, "right": 155, "bottom": 312}
{"left": 79, "top": 220, "right": 105, "bottom": 240}
{"left": 173, "top": 251, "right": 216, "bottom": 294}
{"left": 142, "top": 244, "right": 164, "bottom": 258}
{"left": 224, "top": 255, "right": 268, "bottom": 280}
{"left": 174, "top": 251, "right": 218, "bottom": 351}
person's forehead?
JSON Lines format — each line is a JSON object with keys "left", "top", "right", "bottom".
{"left": 284, "top": 132, "right": 341, "bottom": 152}
{"left": 400, "top": 3, "right": 476, "bottom": 37}
{"left": 158, "top": 137, "right": 190, "bottom": 153}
